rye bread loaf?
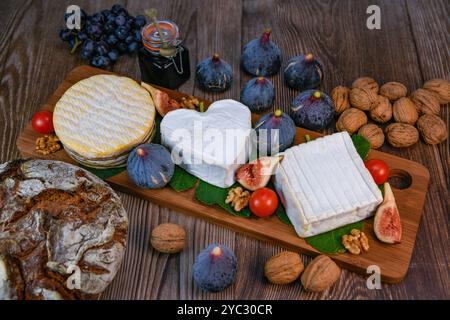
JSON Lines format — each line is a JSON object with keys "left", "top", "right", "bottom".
{"left": 0, "top": 159, "right": 128, "bottom": 300}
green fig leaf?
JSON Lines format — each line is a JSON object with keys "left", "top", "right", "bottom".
{"left": 275, "top": 203, "right": 291, "bottom": 225}
{"left": 195, "top": 180, "right": 251, "bottom": 217}
{"left": 352, "top": 134, "right": 371, "bottom": 160}
{"left": 169, "top": 166, "right": 198, "bottom": 192}
{"left": 305, "top": 220, "right": 364, "bottom": 254}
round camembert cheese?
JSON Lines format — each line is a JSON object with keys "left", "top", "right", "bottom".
{"left": 53, "top": 74, "right": 155, "bottom": 159}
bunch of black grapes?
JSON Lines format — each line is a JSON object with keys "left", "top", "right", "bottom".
{"left": 59, "top": 4, "right": 146, "bottom": 68}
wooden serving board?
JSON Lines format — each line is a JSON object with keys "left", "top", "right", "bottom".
{"left": 17, "top": 65, "right": 430, "bottom": 283}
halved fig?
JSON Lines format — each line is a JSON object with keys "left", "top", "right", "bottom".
{"left": 141, "top": 82, "right": 181, "bottom": 117}
{"left": 373, "top": 182, "right": 402, "bottom": 244}
{"left": 236, "top": 156, "right": 283, "bottom": 191}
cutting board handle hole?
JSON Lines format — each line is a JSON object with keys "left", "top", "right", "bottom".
{"left": 388, "top": 169, "right": 412, "bottom": 190}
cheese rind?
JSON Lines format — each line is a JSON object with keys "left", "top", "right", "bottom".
{"left": 53, "top": 75, "right": 155, "bottom": 159}
{"left": 274, "top": 132, "right": 383, "bottom": 237}
{"left": 160, "top": 99, "right": 252, "bottom": 188}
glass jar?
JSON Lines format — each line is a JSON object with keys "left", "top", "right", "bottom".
{"left": 138, "top": 20, "right": 190, "bottom": 89}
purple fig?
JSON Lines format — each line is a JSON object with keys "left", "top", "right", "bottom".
{"left": 241, "top": 29, "right": 282, "bottom": 76}
{"left": 240, "top": 77, "right": 275, "bottom": 113}
{"left": 196, "top": 53, "right": 233, "bottom": 92}
{"left": 291, "top": 90, "right": 334, "bottom": 131}
{"left": 284, "top": 53, "right": 324, "bottom": 91}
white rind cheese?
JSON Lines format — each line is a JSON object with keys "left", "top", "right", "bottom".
{"left": 161, "top": 99, "right": 252, "bottom": 188}
{"left": 274, "top": 132, "right": 383, "bottom": 237}
{"left": 53, "top": 75, "right": 155, "bottom": 159}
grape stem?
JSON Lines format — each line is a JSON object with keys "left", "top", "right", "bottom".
{"left": 70, "top": 37, "right": 81, "bottom": 54}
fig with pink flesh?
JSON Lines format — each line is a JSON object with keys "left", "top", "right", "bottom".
{"left": 142, "top": 82, "right": 181, "bottom": 117}
{"left": 236, "top": 156, "right": 283, "bottom": 191}
{"left": 373, "top": 182, "right": 402, "bottom": 244}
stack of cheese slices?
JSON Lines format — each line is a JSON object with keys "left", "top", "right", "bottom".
{"left": 53, "top": 75, "right": 156, "bottom": 168}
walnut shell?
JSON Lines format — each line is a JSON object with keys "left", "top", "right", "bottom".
{"left": 393, "top": 97, "right": 418, "bottom": 125}
{"left": 331, "top": 86, "right": 350, "bottom": 113}
{"left": 379, "top": 82, "right": 407, "bottom": 100}
{"left": 423, "top": 79, "right": 450, "bottom": 104}
{"left": 358, "top": 124, "right": 385, "bottom": 149}
{"left": 301, "top": 255, "right": 341, "bottom": 292}
{"left": 410, "top": 88, "right": 440, "bottom": 115}
{"left": 416, "top": 114, "right": 448, "bottom": 145}
{"left": 369, "top": 95, "right": 392, "bottom": 123}
{"left": 385, "top": 123, "right": 419, "bottom": 148}
{"left": 265, "top": 251, "right": 304, "bottom": 285}
{"left": 352, "top": 77, "right": 379, "bottom": 95}
{"left": 150, "top": 223, "right": 186, "bottom": 253}
{"left": 336, "top": 108, "right": 368, "bottom": 134}
{"left": 349, "top": 87, "right": 378, "bottom": 111}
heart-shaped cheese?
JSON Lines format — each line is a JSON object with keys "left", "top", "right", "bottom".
{"left": 161, "top": 99, "right": 252, "bottom": 188}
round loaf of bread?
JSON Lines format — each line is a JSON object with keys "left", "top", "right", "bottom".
{"left": 0, "top": 159, "right": 128, "bottom": 300}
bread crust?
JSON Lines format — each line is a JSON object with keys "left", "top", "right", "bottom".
{"left": 0, "top": 159, "right": 128, "bottom": 300}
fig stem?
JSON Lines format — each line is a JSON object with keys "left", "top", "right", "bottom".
{"left": 212, "top": 53, "right": 220, "bottom": 62}
{"left": 274, "top": 109, "right": 282, "bottom": 117}
{"left": 136, "top": 147, "right": 146, "bottom": 157}
{"left": 313, "top": 91, "right": 321, "bottom": 99}
{"left": 261, "top": 28, "right": 272, "bottom": 44}
{"left": 256, "top": 76, "right": 266, "bottom": 84}
{"left": 211, "top": 246, "right": 222, "bottom": 257}
{"left": 305, "top": 53, "right": 314, "bottom": 62}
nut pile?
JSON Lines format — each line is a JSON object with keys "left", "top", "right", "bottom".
{"left": 180, "top": 95, "right": 205, "bottom": 111}
{"left": 332, "top": 77, "right": 449, "bottom": 148}
{"left": 35, "top": 134, "right": 62, "bottom": 155}
{"left": 225, "top": 187, "right": 251, "bottom": 211}
{"left": 342, "top": 229, "right": 370, "bottom": 255}
{"left": 264, "top": 252, "right": 341, "bottom": 292}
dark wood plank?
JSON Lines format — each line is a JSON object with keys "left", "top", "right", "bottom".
{"left": 402, "top": 0, "right": 450, "bottom": 299}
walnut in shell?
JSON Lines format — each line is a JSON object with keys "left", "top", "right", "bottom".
{"left": 336, "top": 108, "right": 368, "bottom": 134}
{"left": 379, "top": 82, "right": 407, "bottom": 100}
{"left": 349, "top": 87, "right": 378, "bottom": 111}
{"left": 385, "top": 123, "right": 419, "bottom": 148}
{"left": 393, "top": 97, "right": 419, "bottom": 125}
{"left": 369, "top": 95, "right": 392, "bottom": 123}
{"left": 410, "top": 88, "right": 440, "bottom": 115}
{"left": 151, "top": 223, "right": 186, "bottom": 253}
{"left": 352, "top": 77, "right": 379, "bottom": 95}
{"left": 331, "top": 86, "right": 350, "bottom": 113}
{"left": 416, "top": 114, "right": 448, "bottom": 145}
{"left": 358, "top": 124, "right": 385, "bottom": 149}
{"left": 301, "top": 255, "right": 341, "bottom": 292}
{"left": 264, "top": 251, "right": 304, "bottom": 285}
{"left": 423, "top": 79, "right": 450, "bottom": 104}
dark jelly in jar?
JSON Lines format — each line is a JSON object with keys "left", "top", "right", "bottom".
{"left": 138, "top": 20, "right": 190, "bottom": 89}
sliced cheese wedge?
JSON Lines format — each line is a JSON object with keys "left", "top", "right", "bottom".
{"left": 274, "top": 132, "right": 383, "bottom": 237}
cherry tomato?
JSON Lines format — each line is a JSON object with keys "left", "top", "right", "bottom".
{"left": 32, "top": 111, "right": 54, "bottom": 134}
{"left": 365, "top": 159, "right": 389, "bottom": 185}
{"left": 249, "top": 188, "right": 278, "bottom": 218}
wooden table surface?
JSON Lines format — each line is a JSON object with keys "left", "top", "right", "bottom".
{"left": 0, "top": 0, "right": 448, "bottom": 300}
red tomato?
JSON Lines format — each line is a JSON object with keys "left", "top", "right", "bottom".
{"left": 32, "top": 111, "right": 54, "bottom": 134}
{"left": 365, "top": 159, "right": 389, "bottom": 185}
{"left": 249, "top": 188, "right": 278, "bottom": 218}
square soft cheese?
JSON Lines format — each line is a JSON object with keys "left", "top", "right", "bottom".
{"left": 274, "top": 132, "right": 383, "bottom": 237}
{"left": 161, "top": 99, "right": 252, "bottom": 188}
